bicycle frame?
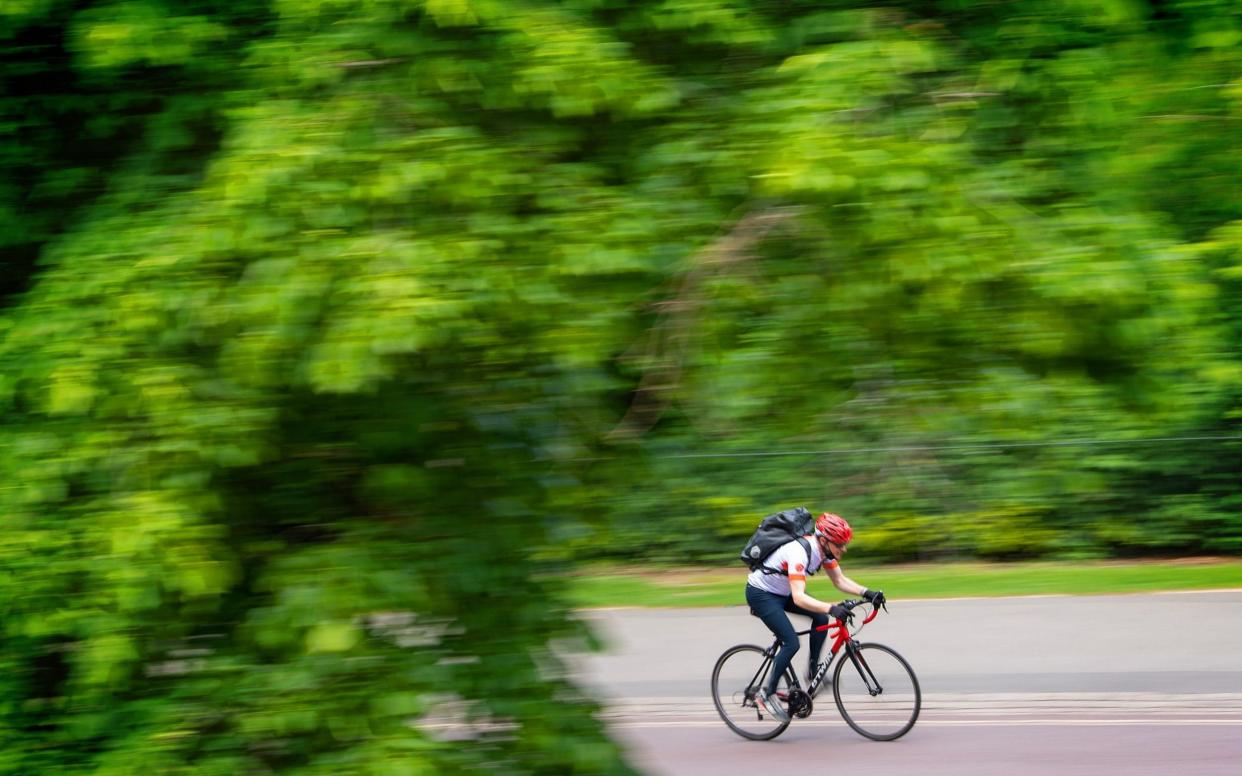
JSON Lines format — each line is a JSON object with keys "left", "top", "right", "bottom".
{"left": 757, "top": 603, "right": 882, "bottom": 700}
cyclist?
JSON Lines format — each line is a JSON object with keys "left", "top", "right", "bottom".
{"left": 745, "top": 511, "right": 885, "bottom": 723}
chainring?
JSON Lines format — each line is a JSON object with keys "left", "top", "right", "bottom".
{"left": 787, "top": 688, "right": 813, "bottom": 719}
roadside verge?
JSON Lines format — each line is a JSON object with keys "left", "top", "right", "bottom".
{"left": 566, "top": 558, "right": 1242, "bottom": 608}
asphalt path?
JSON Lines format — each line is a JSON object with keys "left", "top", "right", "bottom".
{"left": 571, "top": 590, "right": 1242, "bottom": 775}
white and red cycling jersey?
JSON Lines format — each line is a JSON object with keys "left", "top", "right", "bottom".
{"left": 746, "top": 537, "right": 835, "bottom": 596}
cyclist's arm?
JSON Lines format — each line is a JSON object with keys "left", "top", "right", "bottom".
{"left": 824, "top": 562, "right": 867, "bottom": 597}
{"left": 788, "top": 576, "right": 835, "bottom": 615}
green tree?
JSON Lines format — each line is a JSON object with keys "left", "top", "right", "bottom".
{"left": 4, "top": 1, "right": 1242, "bottom": 773}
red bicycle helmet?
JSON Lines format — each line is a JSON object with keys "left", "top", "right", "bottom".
{"left": 815, "top": 512, "right": 853, "bottom": 545}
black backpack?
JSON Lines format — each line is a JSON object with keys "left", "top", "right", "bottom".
{"left": 739, "top": 507, "right": 818, "bottom": 576}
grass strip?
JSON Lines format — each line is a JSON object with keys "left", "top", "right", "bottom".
{"left": 566, "top": 559, "right": 1242, "bottom": 608}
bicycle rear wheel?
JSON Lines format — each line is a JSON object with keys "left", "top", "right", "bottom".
{"left": 711, "top": 644, "right": 793, "bottom": 740}
{"left": 832, "top": 642, "right": 920, "bottom": 741}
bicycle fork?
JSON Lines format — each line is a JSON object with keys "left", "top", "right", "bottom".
{"left": 840, "top": 642, "right": 884, "bottom": 696}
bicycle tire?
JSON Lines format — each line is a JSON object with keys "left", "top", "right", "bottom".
{"left": 832, "top": 642, "right": 920, "bottom": 741}
{"left": 711, "top": 644, "right": 793, "bottom": 741}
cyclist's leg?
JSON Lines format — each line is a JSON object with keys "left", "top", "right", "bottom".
{"left": 784, "top": 598, "right": 829, "bottom": 678}
{"left": 745, "top": 585, "right": 799, "bottom": 693}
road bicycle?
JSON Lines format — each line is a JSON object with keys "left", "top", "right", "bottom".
{"left": 711, "top": 598, "right": 920, "bottom": 741}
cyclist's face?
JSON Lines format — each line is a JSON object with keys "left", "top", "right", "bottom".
{"left": 817, "top": 535, "right": 842, "bottom": 559}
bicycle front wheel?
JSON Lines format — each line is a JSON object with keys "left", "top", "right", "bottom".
{"left": 832, "top": 642, "right": 920, "bottom": 741}
{"left": 711, "top": 644, "right": 793, "bottom": 740}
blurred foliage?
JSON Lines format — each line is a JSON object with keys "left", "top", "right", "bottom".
{"left": 2, "top": 0, "right": 1242, "bottom": 772}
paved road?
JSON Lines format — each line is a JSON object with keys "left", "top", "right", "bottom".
{"left": 572, "top": 591, "right": 1242, "bottom": 775}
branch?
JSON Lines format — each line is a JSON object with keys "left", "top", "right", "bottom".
{"left": 333, "top": 58, "right": 407, "bottom": 69}
{"left": 606, "top": 207, "right": 804, "bottom": 441}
